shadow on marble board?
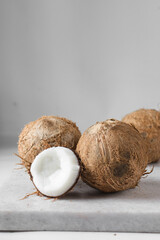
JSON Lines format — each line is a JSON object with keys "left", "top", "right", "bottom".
{"left": 61, "top": 176, "right": 160, "bottom": 202}
{"left": 61, "top": 161, "right": 160, "bottom": 201}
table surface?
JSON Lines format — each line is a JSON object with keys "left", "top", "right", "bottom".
{"left": 0, "top": 147, "right": 160, "bottom": 239}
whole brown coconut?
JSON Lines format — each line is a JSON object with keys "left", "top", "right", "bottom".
{"left": 18, "top": 116, "right": 81, "bottom": 171}
{"left": 122, "top": 109, "right": 160, "bottom": 163}
{"left": 76, "top": 119, "right": 148, "bottom": 193}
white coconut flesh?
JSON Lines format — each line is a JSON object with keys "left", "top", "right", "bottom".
{"left": 30, "top": 147, "right": 80, "bottom": 197}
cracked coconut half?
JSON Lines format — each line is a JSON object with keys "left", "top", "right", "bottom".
{"left": 30, "top": 146, "right": 80, "bottom": 198}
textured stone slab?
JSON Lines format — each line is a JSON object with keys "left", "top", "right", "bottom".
{"left": 0, "top": 159, "right": 160, "bottom": 232}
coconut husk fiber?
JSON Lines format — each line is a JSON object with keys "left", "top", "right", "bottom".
{"left": 76, "top": 119, "right": 148, "bottom": 193}
{"left": 18, "top": 116, "right": 81, "bottom": 171}
{"left": 122, "top": 109, "right": 160, "bottom": 163}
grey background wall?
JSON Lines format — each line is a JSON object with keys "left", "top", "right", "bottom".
{"left": 0, "top": 0, "right": 160, "bottom": 145}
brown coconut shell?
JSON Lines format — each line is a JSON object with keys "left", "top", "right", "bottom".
{"left": 18, "top": 116, "right": 81, "bottom": 171}
{"left": 122, "top": 109, "right": 160, "bottom": 163}
{"left": 76, "top": 119, "right": 148, "bottom": 193}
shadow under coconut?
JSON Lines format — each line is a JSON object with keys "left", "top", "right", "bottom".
{"left": 114, "top": 179, "right": 160, "bottom": 201}
{"left": 61, "top": 180, "right": 107, "bottom": 200}
{"left": 62, "top": 161, "right": 160, "bottom": 201}
{"left": 61, "top": 178, "right": 160, "bottom": 202}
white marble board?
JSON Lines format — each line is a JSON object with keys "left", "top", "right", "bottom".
{"left": 0, "top": 157, "right": 160, "bottom": 232}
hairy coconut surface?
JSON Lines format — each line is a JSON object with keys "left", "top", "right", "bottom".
{"left": 122, "top": 109, "right": 160, "bottom": 163}
{"left": 18, "top": 116, "right": 81, "bottom": 171}
{"left": 76, "top": 119, "right": 148, "bottom": 192}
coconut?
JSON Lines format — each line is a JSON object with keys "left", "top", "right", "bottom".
{"left": 76, "top": 119, "right": 148, "bottom": 192}
{"left": 18, "top": 116, "right": 81, "bottom": 171}
{"left": 122, "top": 109, "right": 160, "bottom": 163}
{"left": 30, "top": 147, "right": 80, "bottom": 198}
